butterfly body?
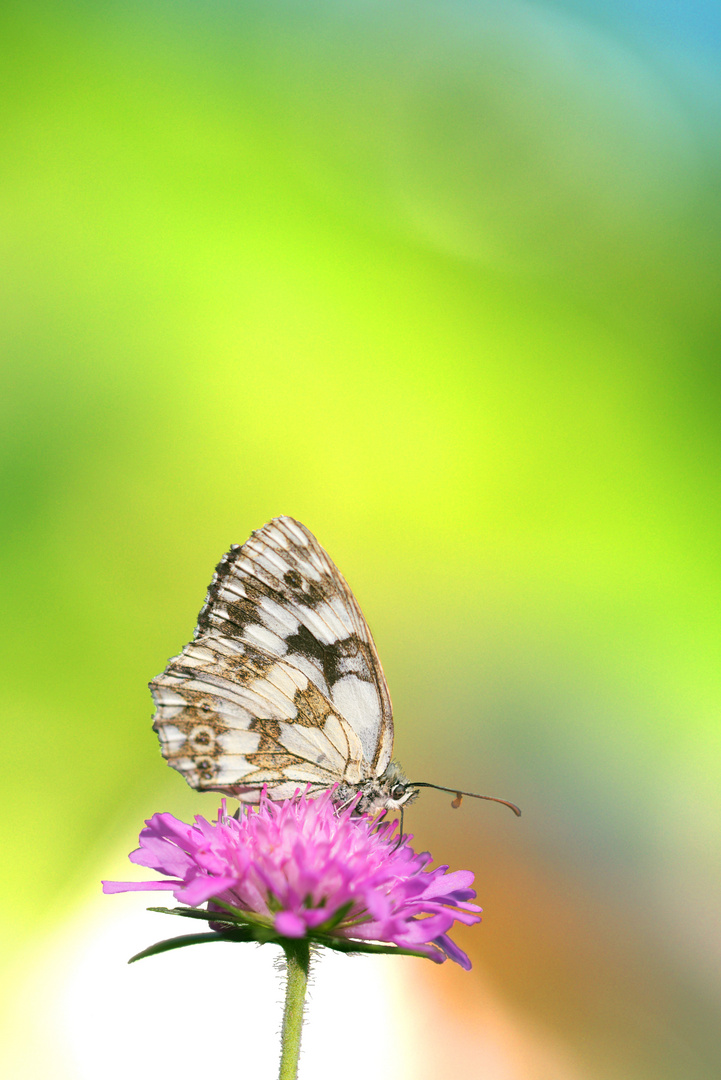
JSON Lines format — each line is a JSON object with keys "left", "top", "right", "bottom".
{"left": 151, "top": 516, "right": 416, "bottom": 812}
{"left": 335, "top": 761, "right": 417, "bottom": 815}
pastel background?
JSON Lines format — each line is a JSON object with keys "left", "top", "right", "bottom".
{"left": 2, "top": 2, "right": 720, "bottom": 1078}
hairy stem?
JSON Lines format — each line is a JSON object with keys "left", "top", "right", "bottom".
{"left": 278, "top": 941, "right": 311, "bottom": 1080}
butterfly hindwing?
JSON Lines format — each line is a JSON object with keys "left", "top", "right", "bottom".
{"left": 151, "top": 634, "right": 367, "bottom": 798}
{"left": 150, "top": 517, "right": 393, "bottom": 799}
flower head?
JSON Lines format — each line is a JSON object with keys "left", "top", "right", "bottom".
{"left": 104, "top": 788, "right": 481, "bottom": 968}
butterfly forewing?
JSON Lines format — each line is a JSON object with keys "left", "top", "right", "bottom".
{"left": 150, "top": 517, "right": 394, "bottom": 800}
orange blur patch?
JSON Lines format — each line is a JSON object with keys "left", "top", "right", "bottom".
{"left": 451, "top": 792, "right": 463, "bottom": 809}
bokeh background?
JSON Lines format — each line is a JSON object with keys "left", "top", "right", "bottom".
{"left": 2, "top": 1, "right": 720, "bottom": 1077}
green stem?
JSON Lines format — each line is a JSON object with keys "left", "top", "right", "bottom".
{"left": 278, "top": 941, "right": 310, "bottom": 1080}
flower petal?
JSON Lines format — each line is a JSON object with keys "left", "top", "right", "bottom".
{"left": 101, "top": 880, "right": 179, "bottom": 893}
{"left": 104, "top": 789, "right": 481, "bottom": 969}
{"left": 275, "top": 912, "right": 307, "bottom": 938}
{"left": 434, "top": 934, "right": 473, "bottom": 970}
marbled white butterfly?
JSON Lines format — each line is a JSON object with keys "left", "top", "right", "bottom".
{"left": 150, "top": 517, "right": 520, "bottom": 818}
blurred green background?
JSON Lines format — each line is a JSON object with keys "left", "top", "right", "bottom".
{"left": 2, "top": 1, "right": 720, "bottom": 1077}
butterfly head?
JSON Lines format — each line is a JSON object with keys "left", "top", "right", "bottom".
{"left": 338, "top": 762, "right": 418, "bottom": 816}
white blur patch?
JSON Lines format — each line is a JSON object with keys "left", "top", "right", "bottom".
{"left": 1, "top": 886, "right": 587, "bottom": 1080}
{"left": 11, "top": 893, "right": 411, "bottom": 1080}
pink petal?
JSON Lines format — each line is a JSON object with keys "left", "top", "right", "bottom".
{"left": 105, "top": 789, "right": 485, "bottom": 969}
{"left": 175, "top": 875, "right": 238, "bottom": 906}
{"left": 275, "top": 912, "right": 307, "bottom": 938}
{"left": 435, "top": 934, "right": 472, "bottom": 970}
{"left": 101, "top": 880, "right": 178, "bottom": 893}
{"left": 420, "top": 869, "right": 475, "bottom": 899}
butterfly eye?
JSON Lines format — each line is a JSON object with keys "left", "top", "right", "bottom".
{"left": 391, "top": 784, "right": 406, "bottom": 800}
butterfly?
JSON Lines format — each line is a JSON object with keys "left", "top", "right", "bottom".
{"left": 150, "top": 516, "right": 521, "bottom": 818}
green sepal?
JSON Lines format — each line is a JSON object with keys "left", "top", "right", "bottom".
{"left": 148, "top": 902, "right": 277, "bottom": 940}
{"left": 309, "top": 933, "right": 434, "bottom": 960}
{"left": 128, "top": 928, "right": 254, "bottom": 964}
{"left": 312, "top": 900, "right": 356, "bottom": 933}
{"left": 148, "top": 905, "right": 255, "bottom": 927}
{"left": 139, "top": 903, "right": 439, "bottom": 964}
{"left": 207, "top": 896, "right": 273, "bottom": 929}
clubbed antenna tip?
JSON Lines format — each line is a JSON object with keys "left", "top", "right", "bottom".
{"left": 410, "top": 782, "right": 521, "bottom": 817}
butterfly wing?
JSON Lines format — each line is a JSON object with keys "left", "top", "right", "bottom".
{"left": 150, "top": 516, "right": 394, "bottom": 799}
{"left": 151, "top": 634, "right": 368, "bottom": 800}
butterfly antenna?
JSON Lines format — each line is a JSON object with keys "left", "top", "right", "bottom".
{"left": 410, "top": 782, "right": 521, "bottom": 817}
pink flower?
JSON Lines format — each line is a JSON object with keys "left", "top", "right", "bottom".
{"left": 103, "top": 788, "right": 481, "bottom": 969}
